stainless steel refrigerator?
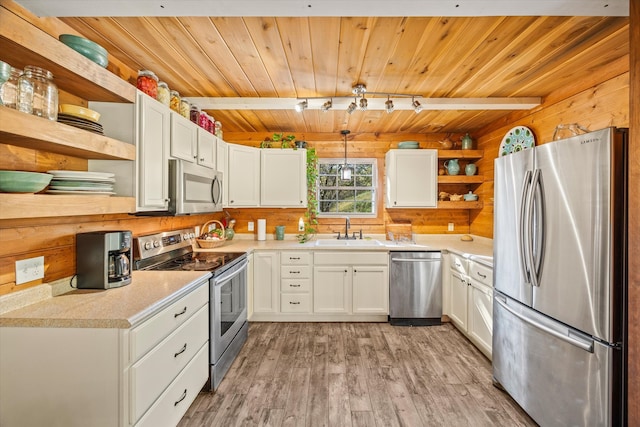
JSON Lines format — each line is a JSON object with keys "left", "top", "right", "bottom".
{"left": 492, "top": 127, "right": 627, "bottom": 426}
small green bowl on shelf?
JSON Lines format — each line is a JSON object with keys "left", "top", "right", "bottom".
{"left": 398, "top": 141, "right": 420, "bottom": 149}
{"left": 59, "top": 34, "right": 109, "bottom": 68}
{"left": 0, "top": 171, "right": 53, "bottom": 193}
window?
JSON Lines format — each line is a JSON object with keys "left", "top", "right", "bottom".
{"left": 317, "top": 158, "right": 377, "bottom": 217}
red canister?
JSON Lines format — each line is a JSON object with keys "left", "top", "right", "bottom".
{"left": 136, "top": 70, "right": 158, "bottom": 98}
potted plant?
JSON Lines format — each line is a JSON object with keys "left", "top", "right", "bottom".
{"left": 261, "top": 132, "right": 296, "bottom": 149}
{"left": 297, "top": 147, "right": 318, "bottom": 243}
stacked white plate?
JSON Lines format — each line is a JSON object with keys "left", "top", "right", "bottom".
{"left": 46, "top": 170, "right": 115, "bottom": 196}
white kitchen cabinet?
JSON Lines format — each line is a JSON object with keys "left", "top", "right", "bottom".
{"left": 216, "top": 138, "right": 228, "bottom": 206}
{"left": 0, "top": 277, "right": 209, "bottom": 427}
{"left": 260, "top": 149, "right": 307, "bottom": 207}
{"left": 170, "top": 112, "right": 197, "bottom": 163}
{"left": 313, "top": 266, "right": 351, "bottom": 314}
{"left": 227, "top": 144, "right": 260, "bottom": 207}
{"left": 468, "top": 279, "right": 493, "bottom": 358}
{"left": 196, "top": 128, "right": 217, "bottom": 169}
{"left": 280, "top": 251, "right": 313, "bottom": 313}
{"left": 352, "top": 265, "right": 389, "bottom": 314}
{"left": 449, "top": 270, "right": 469, "bottom": 330}
{"left": 385, "top": 149, "right": 437, "bottom": 208}
{"left": 89, "top": 91, "right": 170, "bottom": 211}
{"left": 252, "top": 251, "right": 279, "bottom": 314}
{"left": 247, "top": 252, "right": 254, "bottom": 320}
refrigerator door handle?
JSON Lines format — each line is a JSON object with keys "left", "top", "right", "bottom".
{"left": 520, "top": 170, "right": 533, "bottom": 285}
{"left": 531, "top": 169, "right": 546, "bottom": 287}
{"left": 495, "top": 296, "right": 594, "bottom": 353}
{"left": 526, "top": 169, "right": 541, "bottom": 287}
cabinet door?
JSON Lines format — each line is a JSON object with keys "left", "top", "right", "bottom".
{"left": 260, "top": 149, "right": 307, "bottom": 207}
{"left": 253, "top": 252, "right": 279, "bottom": 313}
{"left": 170, "top": 113, "right": 197, "bottom": 162}
{"left": 216, "top": 139, "right": 228, "bottom": 207}
{"left": 138, "top": 94, "right": 170, "bottom": 210}
{"left": 449, "top": 270, "right": 468, "bottom": 331}
{"left": 196, "top": 128, "right": 216, "bottom": 169}
{"left": 352, "top": 266, "right": 388, "bottom": 314}
{"left": 247, "top": 253, "right": 254, "bottom": 320}
{"left": 468, "top": 279, "right": 493, "bottom": 358}
{"left": 228, "top": 144, "right": 260, "bottom": 207}
{"left": 385, "top": 149, "right": 437, "bottom": 208}
{"left": 313, "top": 266, "right": 350, "bottom": 314}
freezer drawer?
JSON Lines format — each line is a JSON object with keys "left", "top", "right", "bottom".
{"left": 493, "top": 293, "right": 622, "bottom": 427}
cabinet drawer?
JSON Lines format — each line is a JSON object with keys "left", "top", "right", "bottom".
{"left": 280, "top": 265, "right": 311, "bottom": 278}
{"left": 131, "top": 304, "right": 209, "bottom": 423}
{"left": 281, "top": 278, "right": 311, "bottom": 293}
{"left": 449, "top": 253, "right": 468, "bottom": 275}
{"left": 469, "top": 261, "right": 493, "bottom": 286}
{"left": 280, "top": 251, "right": 312, "bottom": 265}
{"left": 280, "top": 293, "right": 311, "bottom": 313}
{"left": 135, "top": 342, "right": 209, "bottom": 427}
{"left": 131, "top": 282, "right": 208, "bottom": 361}
{"left": 314, "top": 252, "right": 388, "bottom": 266}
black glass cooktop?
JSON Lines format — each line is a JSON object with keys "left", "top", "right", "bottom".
{"left": 141, "top": 251, "right": 245, "bottom": 272}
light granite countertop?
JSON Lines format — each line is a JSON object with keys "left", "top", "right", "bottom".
{"left": 0, "top": 271, "right": 211, "bottom": 329}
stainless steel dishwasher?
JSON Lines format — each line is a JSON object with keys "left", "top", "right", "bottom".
{"left": 389, "top": 251, "right": 442, "bottom": 326}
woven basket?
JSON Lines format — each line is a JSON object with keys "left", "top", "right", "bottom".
{"left": 196, "top": 219, "right": 226, "bottom": 248}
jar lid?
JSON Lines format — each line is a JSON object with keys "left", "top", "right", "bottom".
{"left": 181, "top": 98, "right": 189, "bottom": 103}
{"left": 138, "top": 69, "right": 158, "bottom": 80}
{"left": 170, "top": 90, "right": 180, "bottom": 96}
{"left": 158, "top": 81, "right": 169, "bottom": 88}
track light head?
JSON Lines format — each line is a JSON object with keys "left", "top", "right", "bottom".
{"left": 347, "top": 100, "right": 357, "bottom": 114}
{"left": 295, "top": 99, "right": 308, "bottom": 112}
{"left": 359, "top": 97, "right": 368, "bottom": 111}
{"left": 412, "top": 98, "right": 423, "bottom": 113}
{"left": 385, "top": 98, "right": 394, "bottom": 113}
{"left": 321, "top": 99, "right": 332, "bottom": 112}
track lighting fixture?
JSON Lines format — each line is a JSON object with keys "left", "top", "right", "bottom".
{"left": 295, "top": 99, "right": 308, "bottom": 112}
{"left": 321, "top": 99, "right": 332, "bottom": 112}
{"left": 412, "top": 97, "right": 423, "bottom": 113}
{"left": 385, "top": 97, "right": 394, "bottom": 114}
{"left": 347, "top": 99, "right": 357, "bottom": 114}
{"left": 359, "top": 97, "right": 368, "bottom": 111}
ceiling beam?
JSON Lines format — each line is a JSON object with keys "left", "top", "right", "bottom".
{"left": 14, "top": 0, "right": 628, "bottom": 17}
{"left": 190, "top": 97, "right": 542, "bottom": 111}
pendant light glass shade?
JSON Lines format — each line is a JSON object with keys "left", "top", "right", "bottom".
{"left": 341, "top": 129, "right": 352, "bottom": 179}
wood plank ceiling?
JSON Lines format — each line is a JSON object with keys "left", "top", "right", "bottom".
{"left": 59, "top": 15, "right": 629, "bottom": 134}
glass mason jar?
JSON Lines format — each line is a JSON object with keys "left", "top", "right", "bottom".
{"left": 0, "top": 67, "right": 22, "bottom": 109}
{"left": 189, "top": 104, "right": 200, "bottom": 124}
{"left": 180, "top": 98, "right": 190, "bottom": 118}
{"left": 156, "top": 81, "right": 170, "bottom": 106}
{"left": 17, "top": 66, "right": 58, "bottom": 120}
{"left": 137, "top": 70, "right": 158, "bottom": 98}
{"left": 215, "top": 121, "right": 223, "bottom": 139}
{"left": 170, "top": 90, "right": 181, "bottom": 113}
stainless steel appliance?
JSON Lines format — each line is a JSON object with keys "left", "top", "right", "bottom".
{"left": 389, "top": 251, "right": 442, "bottom": 325}
{"left": 168, "top": 159, "right": 223, "bottom": 215}
{"left": 134, "top": 228, "right": 248, "bottom": 391}
{"left": 76, "top": 230, "right": 132, "bottom": 289}
{"left": 493, "top": 127, "right": 627, "bottom": 426}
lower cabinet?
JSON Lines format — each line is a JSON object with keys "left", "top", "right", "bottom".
{"left": 252, "top": 251, "right": 279, "bottom": 314}
{"left": 447, "top": 253, "right": 493, "bottom": 360}
{"left": 313, "top": 266, "right": 350, "bottom": 314}
{"left": 352, "top": 266, "right": 389, "bottom": 314}
{"left": 0, "top": 278, "right": 210, "bottom": 427}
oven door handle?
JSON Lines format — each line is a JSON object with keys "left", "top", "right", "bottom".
{"left": 214, "top": 259, "right": 249, "bottom": 286}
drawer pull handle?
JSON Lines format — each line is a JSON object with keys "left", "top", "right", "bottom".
{"left": 290, "top": 271, "right": 301, "bottom": 274}
{"left": 174, "top": 389, "right": 188, "bottom": 406}
{"left": 174, "top": 343, "right": 187, "bottom": 358}
{"left": 174, "top": 307, "right": 187, "bottom": 318}
{"left": 289, "top": 301, "right": 301, "bottom": 305}
{"left": 290, "top": 284, "right": 301, "bottom": 287}
{"left": 289, "top": 257, "right": 301, "bottom": 260}
{"left": 477, "top": 272, "right": 487, "bottom": 279}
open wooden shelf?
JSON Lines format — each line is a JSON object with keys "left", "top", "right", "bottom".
{"left": 0, "top": 194, "right": 135, "bottom": 220}
{"left": 438, "top": 175, "right": 484, "bottom": 184}
{"left": 437, "top": 200, "right": 483, "bottom": 209}
{"left": 0, "top": 107, "right": 135, "bottom": 160}
{"left": 0, "top": 8, "right": 135, "bottom": 104}
{"left": 437, "top": 149, "right": 483, "bottom": 159}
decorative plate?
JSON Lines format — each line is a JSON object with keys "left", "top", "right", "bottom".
{"left": 499, "top": 126, "right": 535, "bottom": 156}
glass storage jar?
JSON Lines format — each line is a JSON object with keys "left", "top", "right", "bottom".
{"left": 137, "top": 70, "right": 158, "bottom": 98}
{"left": 189, "top": 104, "right": 200, "bottom": 124}
{"left": 17, "top": 66, "right": 58, "bottom": 120}
{"left": 170, "top": 90, "right": 181, "bottom": 113}
{"left": 0, "top": 67, "right": 21, "bottom": 109}
{"left": 156, "top": 81, "right": 170, "bottom": 106}
{"left": 180, "top": 98, "right": 190, "bottom": 118}
{"left": 215, "top": 121, "right": 223, "bottom": 139}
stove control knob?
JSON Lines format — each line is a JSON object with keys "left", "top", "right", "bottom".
{"left": 153, "top": 240, "right": 160, "bottom": 248}
{"left": 183, "top": 233, "right": 190, "bottom": 240}
{"left": 189, "top": 233, "right": 196, "bottom": 239}
{"left": 144, "top": 241, "right": 152, "bottom": 250}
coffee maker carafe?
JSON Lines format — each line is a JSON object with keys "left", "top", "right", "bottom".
{"left": 77, "top": 231, "right": 132, "bottom": 289}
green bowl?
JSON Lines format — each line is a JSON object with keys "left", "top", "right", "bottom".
{"left": 0, "top": 171, "right": 53, "bottom": 193}
{"left": 398, "top": 141, "right": 420, "bottom": 149}
{"left": 59, "top": 34, "right": 108, "bottom": 68}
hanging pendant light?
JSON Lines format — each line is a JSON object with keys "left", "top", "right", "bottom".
{"left": 341, "top": 129, "right": 352, "bottom": 180}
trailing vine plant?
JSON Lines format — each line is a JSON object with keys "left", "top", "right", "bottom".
{"left": 297, "top": 147, "right": 318, "bottom": 243}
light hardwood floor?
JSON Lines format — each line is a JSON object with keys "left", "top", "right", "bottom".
{"left": 178, "top": 322, "right": 537, "bottom": 427}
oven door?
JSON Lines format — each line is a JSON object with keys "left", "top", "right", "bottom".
{"left": 169, "top": 159, "right": 222, "bottom": 215}
{"left": 211, "top": 258, "right": 248, "bottom": 362}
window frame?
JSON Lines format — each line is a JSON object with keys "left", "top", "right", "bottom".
{"left": 316, "top": 157, "right": 378, "bottom": 218}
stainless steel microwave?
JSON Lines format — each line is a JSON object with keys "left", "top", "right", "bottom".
{"left": 168, "top": 159, "right": 223, "bottom": 215}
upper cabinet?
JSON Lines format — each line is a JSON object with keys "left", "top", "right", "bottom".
{"left": 170, "top": 113, "right": 198, "bottom": 163}
{"left": 197, "top": 128, "right": 217, "bottom": 170}
{"left": 260, "top": 149, "right": 307, "bottom": 207}
{"left": 385, "top": 149, "right": 438, "bottom": 208}
{"left": 227, "top": 144, "right": 260, "bottom": 207}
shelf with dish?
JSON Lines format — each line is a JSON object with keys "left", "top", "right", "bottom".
{"left": 437, "top": 200, "right": 483, "bottom": 209}
{"left": 438, "top": 175, "right": 484, "bottom": 184}
{"left": 437, "top": 149, "right": 483, "bottom": 160}
{"left": 0, "top": 8, "right": 135, "bottom": 104}
{"left": 0, "top": 193, "right": 135, "bottom": 220}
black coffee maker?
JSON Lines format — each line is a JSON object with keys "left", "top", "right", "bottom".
{"left": 76, "top": 231, "right": 132, "bottom": 289}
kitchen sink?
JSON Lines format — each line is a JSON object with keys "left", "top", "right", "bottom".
{"left": 314, "top": 239, "right": 384, "bottom": 247}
